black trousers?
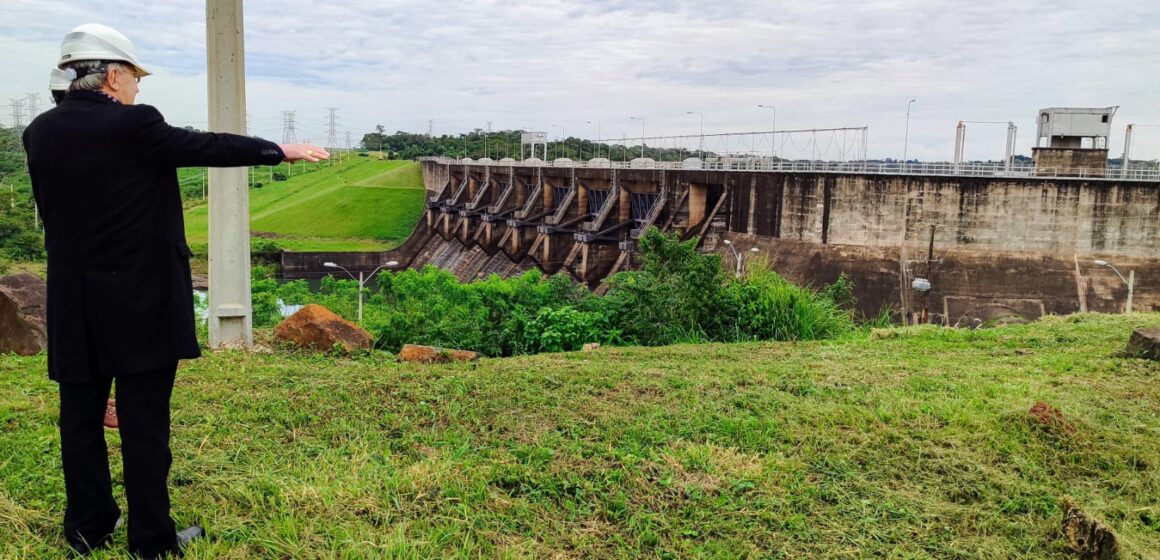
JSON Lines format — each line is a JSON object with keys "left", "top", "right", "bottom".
{"left": 59, "top": 363, "right": 180, "bottom": 557}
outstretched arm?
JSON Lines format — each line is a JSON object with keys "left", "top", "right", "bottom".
{"left": 133, "top": 105, "right": 328, "bottom": 167}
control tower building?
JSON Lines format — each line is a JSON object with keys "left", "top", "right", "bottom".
{"left": 1032, "top": 106, "right": 1117, "bottom": 174}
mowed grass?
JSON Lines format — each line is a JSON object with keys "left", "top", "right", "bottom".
{"left": 183, "top": 158, "right": 425, "bottom": 251}
{"left": 2, "top": 313, "right": 1159, "bottom": 558}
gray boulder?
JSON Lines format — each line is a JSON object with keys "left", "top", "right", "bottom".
{"left": 1126, "top": 328, "right": 1160, "bottom": 361}
{"left": 0, "top": 273, "right": 47, "bottom": 356}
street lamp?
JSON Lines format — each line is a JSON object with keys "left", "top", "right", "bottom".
{"left": 903, "top": 99, "right": 917, "bottom": 165}
{"left": 587, "top": 120, "right": 601, "bottom": 160}
{"left": 323, "top": 260, "right": 399, "bottom": 322}
{"left": 629, "top": 116, "right": 645, "bottom": 158}
{"left": 757, "top": 104, "right": 776, "bottom": 160}
{"left": 686, "top": 111, "right": 704, "bottom": 161}
{"left": 1094, "top": 259, "right": 1135, "bottom": 313}
{"left": 552, "top": 124, "right": 565, "bottom": 160}
{"left": 722, "top": 240, "right": 760, "bottom": 278}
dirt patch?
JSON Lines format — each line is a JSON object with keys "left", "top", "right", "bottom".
{"left": 1028, "top": 402, "right": 1076, "bottom": 435}
{"left": 1060, "top": 496, "right": 1119, "bottom": 559}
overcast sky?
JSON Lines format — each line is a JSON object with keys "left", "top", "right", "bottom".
{"left": 3, "top": 0, "right": 1158, "bottom": 161}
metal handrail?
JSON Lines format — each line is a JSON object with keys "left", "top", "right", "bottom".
{"left": 418, "top": 157, "right": 1160, "bottom": 182}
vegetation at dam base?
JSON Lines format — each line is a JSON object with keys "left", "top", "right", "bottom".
{"left": 3, "top": 313, "right": 1158, "bottom": 558}
{"left": 253, "top": 229, "right": 864, "bottom": 356}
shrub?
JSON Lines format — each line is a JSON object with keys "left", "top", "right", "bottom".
{"left": 253, "top": 228, "right": 861, "bottom": 356}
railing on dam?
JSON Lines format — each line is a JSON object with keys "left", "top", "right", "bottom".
{"left": 419, "top": 157, "right": 1160, "bottom": 182}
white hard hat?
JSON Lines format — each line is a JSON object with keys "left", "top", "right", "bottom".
{"left": 49, "top": 68, "right": 72, "bottom": 91}
{"left": 57, "top": 23, "right": 152, "bottom": 77}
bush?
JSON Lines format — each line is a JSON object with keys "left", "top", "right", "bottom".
{"left": 724, "top": 259, "right": 855, "bottom": 341}
{"left": 272, "top": 171, "right": 288, "bottom": 181}
{"left": 254, "top": 227, "right": 861, "bottom": 356}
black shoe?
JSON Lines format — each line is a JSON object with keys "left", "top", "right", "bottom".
{"left": 138, "top": 526, "right": 204, "bottom": 559}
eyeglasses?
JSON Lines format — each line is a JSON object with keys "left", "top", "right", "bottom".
{"left": 106, "top": 65, "right": 141, "bottom": 83}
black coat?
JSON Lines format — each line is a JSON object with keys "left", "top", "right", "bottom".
{"left": 23, "top": 91, "right": 284, "bottom": 382}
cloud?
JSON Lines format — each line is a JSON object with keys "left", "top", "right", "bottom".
{"left": 2, "top": 0, "right": 1159, "bottom": 161}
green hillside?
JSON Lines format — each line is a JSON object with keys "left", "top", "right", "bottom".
{"left": 2, "top": 313, "right": 1158, "bottom": 558}
{"left": 183, "top": 157, "right": 425, "bottom": 252}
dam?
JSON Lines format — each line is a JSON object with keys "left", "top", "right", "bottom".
{"left": 283, "top": 156, "right": 1159, "bottom": 324}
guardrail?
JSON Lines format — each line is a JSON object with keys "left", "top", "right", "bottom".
{"left": 418, "top": 157, "right": 1160, "bottom": 182}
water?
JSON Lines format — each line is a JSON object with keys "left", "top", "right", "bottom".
{"left": 192, "top": 289, "right": 302, "bottom": 324}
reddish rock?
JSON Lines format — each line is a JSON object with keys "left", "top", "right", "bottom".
{"left": 1060, "top": 497, "right": 1118, "bottom": 559}
{"left": 273, "top": 304, "right": 373, "bottom": 353}
{"left": 1126, "top": 328, "right": 1160, "bottom": 361}
{"left": 0, "top": 273, "right": 47, "bottom": 356}
{"left": 397, "top": 344, "right": 480, "bottom": 364}
{"left": 104, "top": 399, "right": 118, "bottom": 430}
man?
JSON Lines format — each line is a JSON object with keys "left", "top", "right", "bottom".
{"left": 49, "top": 68, "right": 70, "bottom": 104}
{"left": 52, "top": 66, "right": 122, "bottom": 430}
{"left": 23, "top": 23, "right": 328, "bottom": 558}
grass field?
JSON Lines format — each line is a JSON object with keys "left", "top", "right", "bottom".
{"left": 183, "top": 157, "right": 425, "bottom": 253}
{"left": 1, "top": 313, "right": 1158, "bottom": 558}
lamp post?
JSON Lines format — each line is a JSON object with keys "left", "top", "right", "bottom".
{"left": 903, "top": 98, "right": 916, "bottom": 165}
{"left": 587, "top": 121, "right": 601, "bottom": 160}
{"left": 722, "top": 240, "right": 760, "bottom": 278}
{"left": 686, "top": 111, "right": 704, "bottom": 161}
{"left": 757, "top": 104, "right": 776, "bottom": 160}
{"left": 323, "top": 260, "right": 399, "bottom": 322}
{"left": 552, "top": 124, "right": 564, "bottom": 160}
{"left": 1094, "top": 259, "right": 1135, "bottom": 313}
{"left": 629, "top": 116, "right": 645, "bottom": 158}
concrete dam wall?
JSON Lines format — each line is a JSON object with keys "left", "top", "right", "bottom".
{"left": 284, "top": 160, "right": 1160, "bottom": 323}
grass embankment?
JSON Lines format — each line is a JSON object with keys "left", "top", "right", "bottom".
{"left": 183, "top": 157, "right": 425, "bottom": 253}
{"left": 1, "top": 314, "right": 1159, "bottom": 558}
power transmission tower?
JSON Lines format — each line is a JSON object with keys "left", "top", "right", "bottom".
{"left": 25, "top": 94, "right": 39, "bottom": 121}
{"left": 427, "top": 119, "right": 434, "bottom": 137}
{"left": 281, "top": 110, "right": 297, "bottom": 143}
{"left": 9, "top": 99, "right": 25, "bottom": 128}
{"left": 325, "top": 108, "right": 339, "bottom": 149}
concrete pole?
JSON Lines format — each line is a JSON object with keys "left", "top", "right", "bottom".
{"left": 1122, "top": 124, "right": 1133, "bottom": 179}
{"left": 1127, "top": 270, "right": 1134, "bottom": 314}
{"left": 358, "top": 270, "right": 364, "bottom": 323}
{"left": 1004, "top": 122, "right": 1016, "bottom": 173}
{"left": 206, "top": 0, "right": 253, "bottom": 348}
{"left": 953, "top": 122, "right": 965, "bottom": 174}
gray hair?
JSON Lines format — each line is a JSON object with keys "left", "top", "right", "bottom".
{"left": 64, "top": 60, "right": 131, "bottom": 92}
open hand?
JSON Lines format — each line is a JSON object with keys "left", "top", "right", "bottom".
{"left": 279, "top": 143, "right": 330, "bottom": 163}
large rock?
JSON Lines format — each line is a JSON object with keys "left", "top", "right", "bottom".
{"left": 397, "top": 344, "right": 480, "bottom": 364}
{"left": 0, "top": 273, "right": 47, "bottom": 356}
{"left": 273, "top": 304, "right": 373, "bottom": 353}
{"left": 1126, "top": 328, "right": 1160, "bottom": 361}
